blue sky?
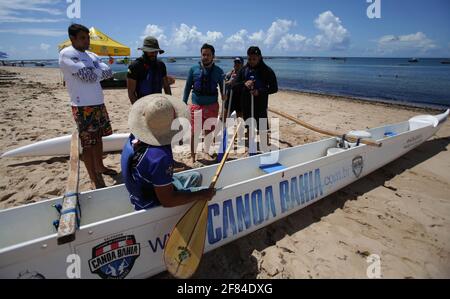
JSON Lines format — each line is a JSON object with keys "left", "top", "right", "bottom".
{"left": 0, "top": 0, "right": 449, "bottom": 59}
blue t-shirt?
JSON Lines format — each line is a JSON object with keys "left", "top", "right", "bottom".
{"left": 183, "top": 63, "right": 224, "bottom": 105}
{"left": 129, "top": 143, "right": 174, "bottom": 210}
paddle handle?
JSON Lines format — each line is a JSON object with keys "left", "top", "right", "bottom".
{"left": 209, "top": 122, "right": 242, "bottom": 189}
{"left": 269, "top": 108, "right": 382, "bottom": 147}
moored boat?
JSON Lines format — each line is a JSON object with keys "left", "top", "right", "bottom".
{"left": 0, "top": 109, "right": 448, "bottom": 279}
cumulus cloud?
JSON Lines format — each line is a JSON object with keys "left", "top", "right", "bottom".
{"left": 310, "top": 11, "right": 350, "bottom": 50}
{"left": 140, "top": 23, "right": 223, "bottom": 54}
{"left": 171, "top": 24, "right": 223, "bottom": 52}
{"left": 138, "top": 12, "right": 350, "bottom": 55}
{"left": 264, "top": 19, "right": 295, "bottom": 46}
{"left": 276, "top": 34, "right": 307, "bottom": 52}
{"left": 223, "top": 29, "right": 248, "bottom": 52}
{"left": 141, "top": 24, "right": 168, "bottom": 46}
{"left": 376, "top": 32, "right": 437, "bottom": 53}
{"left": 248, "top": 30, "right": 265, "bottom": 44}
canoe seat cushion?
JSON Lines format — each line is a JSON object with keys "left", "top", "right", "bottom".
{"left": 259, "top": 163, "right": 286, "bottom": 174}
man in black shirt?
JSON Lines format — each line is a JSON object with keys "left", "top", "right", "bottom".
{"left": 127, "top": 36, "right": 172, "bottom": 104}
{"left": 233, "top": 46, "right": 278, "bottom": 153}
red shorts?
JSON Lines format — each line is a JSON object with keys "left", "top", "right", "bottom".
{"left": 71, "top": 104, "right": 113, "bottom": 148}
{"left": 189, "top": 102, "right": 219, "bottom": 134}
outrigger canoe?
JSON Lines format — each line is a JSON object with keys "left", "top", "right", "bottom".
{"left": 0, "top": 110, "right": 448, "bottom": 279}
{"left": 1, "top": 133, "right": 129, "bottom": 158}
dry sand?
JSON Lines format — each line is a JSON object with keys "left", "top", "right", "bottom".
{"left": 0, "top": 66, "right": 449, "bottom": 278}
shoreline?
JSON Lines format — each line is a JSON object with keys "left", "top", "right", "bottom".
{"left": 1, "top": 65, "right": 447, "bottom": 111}
{"left": 171, "top": 74, "right": 446, "bottom": 112}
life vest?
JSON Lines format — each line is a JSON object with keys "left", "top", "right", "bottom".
{"left": 121, "top": 135, "right": 159, "bottom": 210}
{"left": 193, "top": 63, "right": 219, "bottom": 97}
{"left": 137, "top": 62, "right": 163, "bottom": 98}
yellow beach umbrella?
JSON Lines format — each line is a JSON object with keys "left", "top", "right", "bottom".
{"left": 58, "top": 27, "right": 130, "bottom": 57}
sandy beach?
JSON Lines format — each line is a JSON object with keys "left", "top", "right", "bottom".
{"left": 0, "top": 66, "right": 449, "bottom": 278}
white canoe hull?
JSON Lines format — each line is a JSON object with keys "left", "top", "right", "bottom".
{"left": 0, "top": 110, "right": 447, "bottom": 279}
{"left": 1, "top": 133, "right": 130, "bottom": 158}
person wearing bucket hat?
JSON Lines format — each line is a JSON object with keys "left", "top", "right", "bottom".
{"left": 127, "top": 36, "right": 172, "bottom": 104}
{"left": 121, "top": 94, "right": 216, "bottom": 210}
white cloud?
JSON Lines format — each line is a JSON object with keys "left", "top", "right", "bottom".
{"left": 248, "top": 30, "right": 265, "bottom": 44}
{"left": 276, "top": 34, "right": 307, "bottom": 52}
{"left": 0, "top": 28, "right": 66, "bottom": 37}
{"left": 170, "top": 24, "right": 223, "bottom": 53}
{"left": 377, "top": 32, "right": 437, "bottom": 53}
{"left": 205, "top": 31, "right": 224, "bottom": 44}
{"left": 141, "top": 24, "right": 168, "bottom": 46}
{"left": 0, "top": 16, "right": 65, "bottom": 23}
{"left": 264, "top": 19, "right": 295, "bottom": 46}
{"left": 40, "top": 43, "right": 50, "bottom": 51}
{"left": 223, "top": 29, "right": 248, "bottom": 52}
{"left": 137, "top": 12, "right": 350, "bottom": 56}
{"left": 138, "top": 23, "right": 224, "bottom": 54}
{"left": 310, "top": 11, "right": 350, "bottom": 50}
{"left": 0, "top": 0, "right": 63, "bottom": 23}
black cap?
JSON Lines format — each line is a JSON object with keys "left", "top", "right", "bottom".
{"left": 247, "top": 46, "right": 262, "bottom": 56}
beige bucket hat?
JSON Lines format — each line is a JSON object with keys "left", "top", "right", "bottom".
{"left": 128, "top": 94, "right": 189, "bottom": 146}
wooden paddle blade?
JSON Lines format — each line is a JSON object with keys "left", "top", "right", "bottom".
{"left": 164, "top": 200, "right": 209, "bottom": 279}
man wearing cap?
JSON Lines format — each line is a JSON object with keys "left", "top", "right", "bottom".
{"left": 233, "top": 46, "right": 278, "bottom": 152}
{"left": 121, "top": 94, "right": 216, "bottom": 210}
{"left": 224, "top": 57, "right": 244, "bottom": 119}
{"left": 183, "top": 43, "right": 225, "bottom": 163}
{"left": 127, "top": 36, "right": 172, "bottom": 104}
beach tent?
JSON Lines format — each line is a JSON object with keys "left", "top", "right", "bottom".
{"left": 58, "top": 27, "right": 130, "bottom": 57}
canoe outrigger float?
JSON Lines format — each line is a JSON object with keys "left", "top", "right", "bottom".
{"left": 0, "top": 109, "right": 448, "bottom": 279}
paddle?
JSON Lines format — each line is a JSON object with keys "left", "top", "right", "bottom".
{"left": 249, "top": 93, "right": 258, "bottom": 156}
{"left": 217, "top": 78, "right": 229, "bottom": 162}
{"left": 57, "top": 130, "right": 81, "bottom": 245}
{"left": 164, "top": 122, "right": 242, "bottom": 279}
{"left": 268, "top": 108, "right": 382, "bottom": 147}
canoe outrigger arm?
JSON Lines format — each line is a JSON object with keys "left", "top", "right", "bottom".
{"left": 56, "top": 131, "right": 81, "bottom": 245}
{"left": 268, "top": 108, "right": 382, "bottom": 147}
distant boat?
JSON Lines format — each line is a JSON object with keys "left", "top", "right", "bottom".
{"left": 441, "top": 60, "right": 450, "bottom": 65}
{"left": 331, "top": 57, "right": 346, "bottom": 62}
{"left": 167, "top": 58, "right": 177, "bottom": 63}
{"left": 408, "top": 58, "right": 419, "bottom": 63}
